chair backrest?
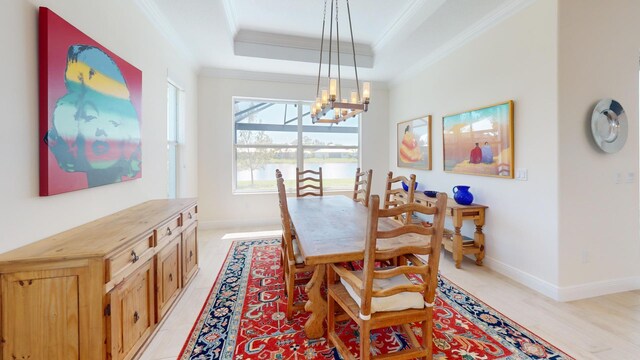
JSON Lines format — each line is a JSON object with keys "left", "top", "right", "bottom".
{"left": 352, "top": 168, "right": 373, "bottom": 207}
{"left": 296, "top": 167, "right": 323, "bottom": 197}
{"left": 383, "top": 171, "right": 416, "bottom": 224}
{"left": 276, "top": 174, "right": 296, "bottom": 265}
{"left": 359, "top": 193, "right": 447, "bottom": 318}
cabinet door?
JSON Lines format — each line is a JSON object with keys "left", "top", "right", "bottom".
{"left": 156, "top": 237, "right": 181, "bottom": 320}
{"left": 1, "top": 268, "right": 85, "bottom": 360}
{"left": 182, "top": 224, "right": 198, "bottom": 285}
{"left": 108, "top": 260, "right": 155, "bottom": 360}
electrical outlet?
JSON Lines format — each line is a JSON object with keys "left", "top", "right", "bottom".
{"left": 615, "top": 172, "right": 622, "bottom": 184}
{"left": 626, "top": 172, "right": 635, "bottom": 183}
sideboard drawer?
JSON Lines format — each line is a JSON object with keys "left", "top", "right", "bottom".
{"left": 182, "top": 205, "right": 197, "bottom": 229}
{"left": 106, "top": 233, "right": 154, "bottom": 285}
{"left": 155, "top": 215, "right": 181, "bottom": 249}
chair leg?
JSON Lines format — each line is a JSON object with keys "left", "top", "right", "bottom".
{"left": 360, "top": 320, "right": 371, "bottom": 360}
{"left": 424, "top": 309, "right": 433, "bottom": 360}
{"left": 286, "top": 272, "right": 295, "bottom": 320}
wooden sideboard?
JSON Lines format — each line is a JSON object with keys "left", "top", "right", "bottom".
{"left": 414, "top": 192, "right": 487, "bottom": 269}
{"left": 0, "top": 199, "right": 198, "bottom": 360}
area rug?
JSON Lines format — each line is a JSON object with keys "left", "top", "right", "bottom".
{"left": 179, "top": 239, "right": 573, "bottom": 359}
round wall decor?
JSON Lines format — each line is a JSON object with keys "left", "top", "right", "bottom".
{"left": 591, "top": 98, "right": 627, "bottom": 153}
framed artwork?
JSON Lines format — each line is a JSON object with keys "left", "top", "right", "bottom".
{"left": 397, "top": 116, "right": 432, "bottom": 170}
{"left": 443, "top": 101, "right": 514, "bottom": 178}
{"left": 39, "top": 7, "right": 142, "bottom": 196}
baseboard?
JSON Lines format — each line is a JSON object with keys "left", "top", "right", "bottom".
{"left": 555, "top": 276, "right": 640, "bottom": 302}
{"left": 198, "top": 218, "right": 281, "bottom": 230}
{"left": 483, "top": 256, "right": 640, "bottom": 301}
{"left": 483, "top": 256, "right": 560, "bottom": 300}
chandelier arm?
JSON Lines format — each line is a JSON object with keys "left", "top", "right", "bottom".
{"left": 328, "top": 0, "right": 334, "bottom": 79}
{"left": 315, "top": 0, "right": 329, "bottom": 98}
{"left": 336, "top": 0, "right": 341, "bottom": 106}
{"left": 345, "top": 0, "right": 361, "bottom": 101}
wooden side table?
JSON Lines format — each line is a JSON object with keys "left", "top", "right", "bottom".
{"left": 414, "top": 192, "right": 488, "bottom": 268}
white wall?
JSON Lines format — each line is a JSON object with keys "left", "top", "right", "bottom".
{"left": 197, "top": 72, "right": 389, "bottom": 228}
{"left": 557, "top": 0, "right": 640, "bottom": 299}
{"left": 389, "top": 0, "right": 562, "bottom": 296}
{"left": 0, "top": 0, "right": 198, "bottom": 253}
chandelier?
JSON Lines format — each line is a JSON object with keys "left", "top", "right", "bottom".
{"left": 311, "top": 0, "right": 370, "bottom": 124}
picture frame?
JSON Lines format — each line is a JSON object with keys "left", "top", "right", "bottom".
{"left": 443, "top": 101, "right": 514, "bottom": 178}
{"left": 39, "top": 7, "right": 143, "bottom": 196}
{"left": 397, "top": 115, "right": 432, "bottom": 170}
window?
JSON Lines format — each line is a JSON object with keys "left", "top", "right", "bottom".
{"left": 167, "top": 82, "right": 181, "bottom": 198}
{"left": 233, "top": 98, "right": 359, "bottom": 193}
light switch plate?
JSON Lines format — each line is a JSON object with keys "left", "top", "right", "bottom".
{"left": 515, "top": 168, "right": 528, "bottom": 181}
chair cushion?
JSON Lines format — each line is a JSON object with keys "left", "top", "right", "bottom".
{"left": 340, "top": 270, "right": 424, "bottom": 314}
{"left": 292, "top": 240, "right": 305, "bottom": 265}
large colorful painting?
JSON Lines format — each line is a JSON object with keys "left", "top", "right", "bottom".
{"left": 39, "top": 7, "right": 142, "bottom": 196}
{"left": 443, "top": 101, "right": 514, "bottom": 178}
{"left": 397, "top": 115, "right": 431, "bottom": 170}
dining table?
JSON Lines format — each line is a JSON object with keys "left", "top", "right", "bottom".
{"left": 287, "top": 195, "right": 412, "bottom": 339}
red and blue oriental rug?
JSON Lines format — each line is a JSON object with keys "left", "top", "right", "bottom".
{"left": 179, "top": 239, "right": 573, "bottom": 359}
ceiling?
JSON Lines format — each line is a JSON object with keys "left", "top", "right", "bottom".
{"left": 141, "top": 0, "right": 532, "bottom": 82}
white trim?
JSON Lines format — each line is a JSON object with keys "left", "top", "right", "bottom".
{"left": 484, "top": 255, "right": 640, "bottom": 301}
{"left": 391, "top": 0, "right": 535, "bottom": 86}
{"left": 483, "top": 256, "right": 560, "bottom": 300}
{"left": 134, "top": 0, "right": 196, "bottom": 67}
{"left": 556, "top": 277, "right": 640, "bottom": 302}
{"left": 199, "top": 67, "right": 390, "bottom": 90}
{"left": 221, "top": 0, "right": 238, "bottom": 35}
{"left": 373, "top": 0, "right": 445, "bottom": 52}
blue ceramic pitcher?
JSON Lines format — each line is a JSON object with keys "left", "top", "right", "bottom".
{"left": 452, "top": 185, "right": 473, "bottom": 205}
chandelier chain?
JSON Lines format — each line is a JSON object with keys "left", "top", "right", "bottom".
{"left": 315, "top": 0, "right": 329, "bottom": 98}
{"left": 328, "top": 0, "right": 334, "bottom": 79}
{"left": 336, "top": 0, "right": 341, "bottom": 101}
{"left": 346, "top": 0, "right": 360, "bottom": 100}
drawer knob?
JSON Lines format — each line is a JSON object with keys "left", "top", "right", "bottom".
{"left": 188, "top": 212, "right": 193, "bottom": 219}
{"left": 169, "top": 273, "right": 173, "bottom": 282}
{"left": 133, "top": 311, "right": 139, "bottom": 323}
{"left": 131, "top": 250, "right": 139, "bottom": 263}
{"left": 166, "top": 227, "right": 172, "bottom": 236}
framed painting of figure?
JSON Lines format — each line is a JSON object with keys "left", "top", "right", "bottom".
{"left": 442, "top": 101, "right": 514, "bottom": 178}
{"left": 39, "top": 7, "right": 142, "bottom": 196}
{"left": 397, "top": 116, "right": 432, "bottom": 170}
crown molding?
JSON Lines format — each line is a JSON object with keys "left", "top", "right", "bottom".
{"left": 134, "top": 0, "right": 196, "bottom": 68}
{"left": 373, "top": 0, "right": 445, "bottom": 52}
{"left": 221, "top": 0, "right": 238, "bottom": 35}
{"left": 391, "top": 0, "right": 536, "bottom": 86}
{"left": 199, "top": 67, "right": 389, "bottom": 90}
{"left": 234, "top": 30, "right": 374, "bottom": 68}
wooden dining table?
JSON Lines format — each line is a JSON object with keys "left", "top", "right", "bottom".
{"left": 287, "top": 195, "right": 412, "bottom": 339}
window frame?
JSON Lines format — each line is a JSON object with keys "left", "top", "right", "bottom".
{"left": 232, "top": 96, "right": 361, "bottom": 194}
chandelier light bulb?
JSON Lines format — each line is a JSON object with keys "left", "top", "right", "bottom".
{"left": 329, "top": 79, "right": 337, "bottom": 100}
{"left": 350, "top": 91, "right": 358, "bottom": 104}
{"left": 362, "top": 82, "right": 371, "bottom": 103}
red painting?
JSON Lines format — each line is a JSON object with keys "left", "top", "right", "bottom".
{"left": 39, "top": 7, "right": 142, "bottom": 196}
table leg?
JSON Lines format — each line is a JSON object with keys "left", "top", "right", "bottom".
{"left": 304, "top": 264, "right": 326, "bottom": 339}
{"left": 474, "top": 215, "right": 486, "bottom": 266}
{"left": 452, "top": 212, "right": 463, "bottom": 269}
{"left": 453, "top": 227, "right": 463, "bottom": 269}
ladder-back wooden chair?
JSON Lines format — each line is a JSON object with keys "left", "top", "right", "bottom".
{"left": 327, "top": 193, "right": 447, "bottom": 360}
{"left": 353, "top": 168, "right": 373, "bottom": 207}
{"left": 276, "top": 175, "right": 316, "bottom": 320}
{"left": 296, "top": 167, "right": 323, "bottom": 197}
{"left": 384, "top": 171, "right": 417, "bottom": 224}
